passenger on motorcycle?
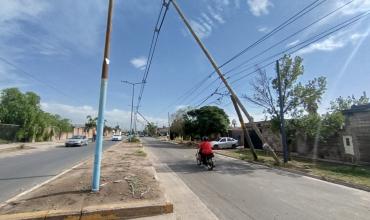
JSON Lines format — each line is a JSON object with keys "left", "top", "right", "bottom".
{"left": 198, "top": 136, "right": 214, "bottom": 164}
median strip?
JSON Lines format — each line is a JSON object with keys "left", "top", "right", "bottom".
{"left": 0, "top": 141, "right": 173, "bottom": 220}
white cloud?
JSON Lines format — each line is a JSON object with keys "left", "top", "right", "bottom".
{"left": 287, "top": 40, "right": 300, "bottom": 47}
{"left": 41, "top": 102, "right": 167, "bottom": 130}
{"left": 350, "top": 32, "right": 369, "bottom": 41}
{"left": 298, "top": 30, "right": 369, "bottom": 55}
{"left": 0, "top": 0, "right": 108, "bottom": 88}
{"left": 190, "top": 19, "right": 213, "bottom": 39}
{"left": 257, "top": 26, "right": 269, "bottom": 33}
{"left": 247, "top": 0, "right": 273, "bottom": 16}
{"left": 185, "top": 2, "right": 230, "bottom": 39}
{"left": 299, "top": 37, "right": 345, "bottom": 54}
{"left": 130, "top": 57, "right": 147, "bottom": 70}
{"left": 338, "top": 0, "right": 370, "bottom": 15}
{"left": 175, "top": 105, "right": 190, "bottom": 110}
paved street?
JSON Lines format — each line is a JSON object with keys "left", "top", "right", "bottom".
{"left": 0, "top": 140, "right": 117, "bottom": 203}
{"left": 142, "top": 137, "right": 370, "bottom": 220}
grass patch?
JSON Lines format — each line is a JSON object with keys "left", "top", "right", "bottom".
{"left": 129, "top": 136, "right": 140, "bottom": 143}
{"left": 0, "top": 139, "right": 10, "bottom": 144}
{"left": 134, "top": 149, "right": 147, "bottom": 157}
{"left": 216, "top": 148, "right": 370, "bottom": 188}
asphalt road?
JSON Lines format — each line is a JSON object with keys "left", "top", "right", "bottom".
{"left": 0, "top": 140, "right": 118, "bottom": 203}
{"left": 142, "top": 137, "right": 370, "bottom": 220}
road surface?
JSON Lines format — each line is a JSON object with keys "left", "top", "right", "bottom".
{"left": 0, "top": 140, "right": 117, "bottom": 203}
{"left": 143, "top": 137, "right": 370, "bottom": 220}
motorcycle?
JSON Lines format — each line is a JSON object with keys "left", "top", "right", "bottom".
{"left": 196, "top": 152, "right": 215, "bottom": 170}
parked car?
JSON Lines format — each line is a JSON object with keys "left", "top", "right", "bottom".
{"left": 111, "top": 134, "right": 122, "bottom": 141}
{"left": 211, "top": 137, "right": 238, "bottom": 149}
{"left": 65, "top": 135, "right": 88, "bottom": 147}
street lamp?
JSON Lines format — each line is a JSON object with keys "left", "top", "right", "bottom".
{"left": 121, "top": 80, "right": 144, "bottom": 141}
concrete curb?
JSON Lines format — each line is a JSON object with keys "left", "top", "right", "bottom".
{"left": 214, "top": 151, "right": 370, "bottom": 193}
{"left": 0, "top": 202, "right": 173, "bottom": 220}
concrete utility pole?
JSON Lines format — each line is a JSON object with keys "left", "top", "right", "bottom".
{"left": 230, "top": 95, "right": 257, "bottom": 160}
{"left": 92, "top": 0, "right": 114, "bottom": 192}
{"left": 121, "top": 81, "right": 144, "bottom": 139}
{"left": 276, "top": 60, "right": 289, "bottom": 163}
{"left": 171, "top": 0, "right": 280, "bottom": 164}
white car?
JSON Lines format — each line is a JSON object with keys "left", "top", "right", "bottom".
{"left": 211, "top": 137, "right": 238, "bottom": 149}
{"left": 111, "top": 134, "right": 122, "bottom": 141}
{"left": 65, "top": 135, "right": 88, "bottom": 147}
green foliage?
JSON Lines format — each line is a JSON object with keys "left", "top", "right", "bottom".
{"left": 330, "top": 91, "right": 369, "bottom": 112}
{"left": 85, "top": 115, "right": 97, "bottom": 132}
{"left": 0, "top": 88, "right": 72, "bottom": 142}
{"left": 275, "top": 112, "right": 345, "bottom": 143}
{"left": 183, "top": 106, "right": 230, "bottom": 138}
{"left": 170, "top": 106, "right": 193, "bottom": 138}
{"left": 144, "top": 123, "right": 157, "bottom": 136}
{"left": 244, "top": 55, "right": 327, "bottom": 118}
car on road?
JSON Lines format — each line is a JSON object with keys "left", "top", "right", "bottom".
{"left": 65, "top": 135, "right": 88, "bottom": 147}
{"left": 111, "top": 134, "right": 122, "bottom": 141}
{"left": 211, "top": 137, "right": 238, "bottom": 149}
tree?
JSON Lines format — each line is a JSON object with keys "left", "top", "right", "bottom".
{"left": 183, "top": 106, "right": 229, "bottom": 139}
{"left": 330, "top": 91, "right": 369, "bottom": 112}
{"left": 244, "top": 55, "right": 327, "bottom": 119}
{"left": 85, "top": 115, "right": 97, "bottom": 133}
{"left": 170, "top": 106, "right": 193, "bottom": 139}
{"left": 0, "top": 88, "right": 72, "bottom": 142}
{"left": 144, "top": 123, "right": 157, "bottom": 136}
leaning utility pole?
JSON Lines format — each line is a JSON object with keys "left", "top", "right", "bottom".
{"left": 276, "top": 60, "right": 289, "bottom": 163}
{"left": 92, "top": 0, "right": 114, "bottom": 192}
{"left": 171, "top": 0, "right": 280, "bottom": 164}
{"left": 230, "top": 95, "right": 257, "bottom": 160}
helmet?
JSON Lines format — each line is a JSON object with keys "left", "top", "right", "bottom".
{"left": 202, "top": 136, "right": 209, "bottom": 141}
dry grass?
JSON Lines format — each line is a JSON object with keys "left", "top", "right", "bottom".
{"left": 216, "top": 149, "right": 370, "bottom": 188}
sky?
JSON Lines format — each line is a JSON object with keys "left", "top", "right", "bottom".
{"left": 1, "top": 0, "right": 370, "bottom": 130}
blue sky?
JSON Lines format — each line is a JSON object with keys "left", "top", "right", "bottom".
{"left": 1, "top": 0, "right": 370, "bottom": 129}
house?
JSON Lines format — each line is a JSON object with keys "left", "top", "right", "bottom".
{"left": 341, "top": 104, "right": 370, "bottom": 163}
{"left": 157, "top": 126, "right": 169, "bottom": 136}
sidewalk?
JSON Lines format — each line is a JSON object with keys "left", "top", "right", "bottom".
{"left": 0, "top": 142, "right": 173, "bottom": 219}
{"left": 145, "top": 145, "right": 219, "bottom": 220}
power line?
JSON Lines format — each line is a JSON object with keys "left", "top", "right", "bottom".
{"left": 230, "top": 10, "right": 370, "bottom": 84}
{"left": 201, "top": 10, "right": 370, "bottom": 108}
{"left": 184, "top": 0, "right": 355, "bottom": 102}
{"left": 218, "top": 0, "right": 327, "bottom": 70}
{"left": 0, "top": 56, "right": 84, "bottom": 104}
{"left": 223, "top": 0, "right": 356, "bottom": 81}
{"left": 136, "top": 0, "right": 171, "bottom": 113}
{"left": 162, "top": 0, "right": 326, "bottom": 111}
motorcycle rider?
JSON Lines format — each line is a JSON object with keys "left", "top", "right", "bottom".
{"left": 198, "top": 136, "right": 214, "bottom": 164}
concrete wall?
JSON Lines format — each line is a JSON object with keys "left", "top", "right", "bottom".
{"left": 344, "top": 111, "right": 370, "bottom": 163}
{"left": 229, "top": 122, "right": 282, "bottom": 151}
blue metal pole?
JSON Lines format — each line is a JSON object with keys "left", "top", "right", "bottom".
{"left": 92, "top": 0, "right": 114, "bottom": 192}
{"left": 92, "top": 79, "right": 108, "bottom": 191}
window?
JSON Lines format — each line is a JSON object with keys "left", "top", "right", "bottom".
{"left": 345, "top": 138, "right": 350, "bottom": 146}
{"left": 220, "top": 138, "right": 226, "bottom": 142}
{"left": 342, "top": 136, "right": 354, "bottom": 155}
{"left": 227, "top": 138, "right": 234, "bottom": 141}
